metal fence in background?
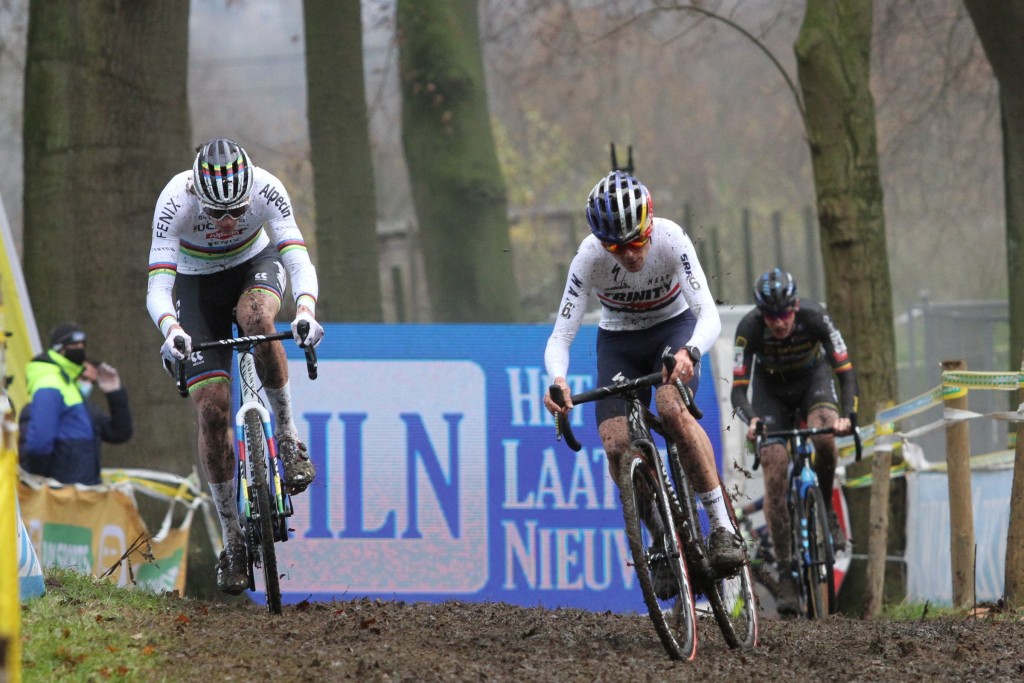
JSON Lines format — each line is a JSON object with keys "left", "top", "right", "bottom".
{"left": 896, "top": 297, "right": 1010, "bottom": 461}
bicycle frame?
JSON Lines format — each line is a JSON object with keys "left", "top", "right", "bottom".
{"left": 551, "top": 355, "right": 757, "bottom": 655}
{"left": 174, "top": 324, "right": 317, "bottom": 613}
{"left": 626, "top": 399, "right": 715, "bottom": 589}
{"left": 788, "top": 432, "right": 831, "bottom": 580}
{"left": 234, "top": 342, "right": 292, "bottom": 545}
{"left": 754, "top": 416, "right": 861, "bottom": 618}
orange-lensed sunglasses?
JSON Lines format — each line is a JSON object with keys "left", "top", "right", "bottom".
{"left": 602, "top": 225, "right": 653, "bottom": 253}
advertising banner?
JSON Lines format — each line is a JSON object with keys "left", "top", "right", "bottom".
{"left": 17, "top": 476, "right": 190, "bottom": 595}
{"left": 905, "top": 468, "right": 1011, "bottom": 604}
{"left": 276, "top": 323, "right": 723, "bottom": 612}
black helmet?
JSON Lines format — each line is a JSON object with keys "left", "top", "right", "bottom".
{"left": 192, "top": 138, "right": 254, "bottom": 209}
{"left": 753, "top": 268, "right": 798, "bottom": 312}
{"left": 585, "top": 170, "right": 653, "bottom": 244}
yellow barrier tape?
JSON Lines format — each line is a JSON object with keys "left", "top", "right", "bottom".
{"left": 941, "top": 370, "right": 1023, "bottom": 390}
{"left": 942, "top": 384, "right": 968, "bottom": 400}
{"left": 102, "top": 468, "right": 204, "bottom": 503}
{"left": 876, "top": 386, "right": 943, "bottom": 424}
{"left": 844, "top": 460, "right": 910, "bottom": 489}
{"left": 104, "top": 473, "right": 200, "bottom": 503}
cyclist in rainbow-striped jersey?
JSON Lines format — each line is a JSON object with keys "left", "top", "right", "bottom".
{"left": 146, "top": 138, "right": 324, "bottom": 595}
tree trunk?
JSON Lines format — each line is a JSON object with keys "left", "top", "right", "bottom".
{"left": 21, "top": 1, "right": 213, "bottom": 595}
{"left": 397, "top": 0, "right": 520, "bottom": 322}
{"left": 961, "top": 0, "right": 1024, "bottom": 608}
{"left": 303, "top": 0, "right": 382, "bottom": 322}
{"left": 794, "top": 0, "right": 896, "bottom": 423}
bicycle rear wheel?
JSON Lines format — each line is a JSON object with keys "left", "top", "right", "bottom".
{"left": 801, "top": 485, "right": 835, "bottom": 619}
{"left": 705, "top": 487, "right": 759, "bottom": 648}
{"left": 619, "top": 448, "right": 697, "bottom": 661}
{"left": 245, "top": 410, "right": 282, "bottom": 615}
{"left": 664, "top": 446, "right": 758, "bottom": 649}
{"left": 707, "top": 562, "right": 759, "bottom": 648}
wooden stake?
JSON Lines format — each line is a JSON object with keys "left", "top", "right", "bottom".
{"left": 942, "top": 359, "right": 974, "bottom": 609}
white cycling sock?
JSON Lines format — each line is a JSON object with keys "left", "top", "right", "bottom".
{"left": 264, "top": 381, "right": 298, "bottom": 441}
{"left": 210, "top": 481, "right": 243, "bottom": 547}
{"left": 698, "top": 487, "right": 733, "bottom": 532}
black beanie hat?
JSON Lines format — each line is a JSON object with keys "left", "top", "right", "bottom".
{"left": 49, "top": 322, "right": 87, "bottom": 351}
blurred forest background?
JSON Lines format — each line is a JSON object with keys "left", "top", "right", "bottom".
{"left": 0, "top": 0, "right": 1003, "bottom": 320}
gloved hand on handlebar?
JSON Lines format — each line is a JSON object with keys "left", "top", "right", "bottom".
{"left": 291, "top": 310, "right": 324, "bottom": 348}
{"left": 160, "top": 327, "right": 192, "bottom": 377}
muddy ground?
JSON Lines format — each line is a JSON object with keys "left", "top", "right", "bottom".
{"left": 152, "top": 591, "right": 1024, "bottom": 682}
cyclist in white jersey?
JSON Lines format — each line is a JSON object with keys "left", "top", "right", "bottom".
{"left": 543, "top": 170, "right": 744, "bottom": 576}
{"left": 146, "top": 138, "right": 324, "bottom": 594}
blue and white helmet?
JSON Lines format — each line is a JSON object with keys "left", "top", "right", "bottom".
{"left": 192, "top": 138, "right": 254, "bottom": 209}
{"left": 585, "top": 170, "right": 654, "bottom": 244}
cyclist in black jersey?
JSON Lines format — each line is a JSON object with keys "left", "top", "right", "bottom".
{"left": 730, "top": 268, "right": 858, "bottom": 616}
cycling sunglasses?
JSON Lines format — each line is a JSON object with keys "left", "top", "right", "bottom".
{"left": 602, "top": 225, "right": 653, "bottom": 253}
{"left": 762, "top": 307, "right": 796, "bottom": 321}
{"left": 203, "top": 203, "right": 249, "bottom": 220}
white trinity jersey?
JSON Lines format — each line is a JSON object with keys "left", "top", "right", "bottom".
{"left": 544, "top": 217, "right": 721, "bottom": 379}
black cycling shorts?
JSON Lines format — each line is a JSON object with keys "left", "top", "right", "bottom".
{"left": 594, "top": 310, "right": 699, "bottom": 425}
{"left": 175, "top": 243, "right": 286, "bottom": 390}
{"left": 751, "top": 359, "right": 839, "bottom": 439}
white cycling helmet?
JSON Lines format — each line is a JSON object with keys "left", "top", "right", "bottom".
{"left": 192, "top": 138, "right": 253, "bottom": 209}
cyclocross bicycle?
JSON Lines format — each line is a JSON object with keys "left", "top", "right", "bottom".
{"left": 550, "top": 355, "right": 758, "bottom": 660}
{"left": 753, "top": 415, "right": 861, "bottom": 619}
{"left": 174, "top": 322, "right": 317, "bottom": 614}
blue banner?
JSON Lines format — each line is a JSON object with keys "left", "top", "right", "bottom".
{"left": 274, "top": 323, "right": 722, "bottom": 612}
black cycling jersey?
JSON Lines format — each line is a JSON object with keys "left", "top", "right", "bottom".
{"left": 731, "top": 300, "right": 857, "bottom": 424}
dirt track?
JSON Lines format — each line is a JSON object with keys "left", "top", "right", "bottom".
{"left": 157, "top": 595, "right": 1024, "bottom": 682}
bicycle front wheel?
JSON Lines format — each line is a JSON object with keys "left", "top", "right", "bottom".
{"left": 802, "top": 485, "right": 835, "bottom": 619}
{"left": 619, "top": 448, "right": 698, "bottom": 661}
{"left": 245, "top": 410, "right": 282, "bottom": 615}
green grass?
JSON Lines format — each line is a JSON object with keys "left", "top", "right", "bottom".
{"left": 19, "top": 567, "right": 180, "bottom": 682}
{"left": 883, "top": 600, "right": 1024, "bottom": 621}
{"left": 883, "top": 601, "right": 965, "bottom": 620}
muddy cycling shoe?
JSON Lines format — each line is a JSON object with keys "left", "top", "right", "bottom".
{"left": 707, "top": 527, "right": 746, "bottom": 576}
{"left": 775, "top": 573, "right": 801, "bottom": 618}
{"left": 217, "top": 541, "right": 249, "bottom": 595}
{"left": 648, "top": 551, "right": 679, "bottom": 600}
{"left": 279, "top": 437, "right": 315, "bottom": 494}
{"left": 829, "top": 509, "right": 847, "bottom": 552}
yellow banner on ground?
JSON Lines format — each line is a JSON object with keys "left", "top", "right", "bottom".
{"left": 17, "top": 476, "right": 191, "bottom": 595}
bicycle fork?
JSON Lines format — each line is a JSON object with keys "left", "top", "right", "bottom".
{"left": 236, "top": 402, "right": 292, "bottom": 525}
{"left": 792, "top": 463, "right": 831, "bottom": 576}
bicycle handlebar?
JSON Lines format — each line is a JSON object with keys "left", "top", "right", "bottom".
{"left": 751, "top": 413, "right": 862, "bottom": 470}
{"left": 173, "top": 321, "right": 318, "bottom": 397}
{"left": 549, "top": 351, "right": 702, "bottom": 453}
